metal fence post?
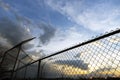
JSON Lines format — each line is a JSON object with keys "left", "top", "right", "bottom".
{"left": 12, "top": 60, "right": 20, "bottom": 80}
{"left": 11, "top": 46, "right": 21, "bottom": 80}
{"left": 0, "top": 51, "right": 8, "bottom": 66}
{"left": 37, "top": 60, "right": 41, "bottom": 80}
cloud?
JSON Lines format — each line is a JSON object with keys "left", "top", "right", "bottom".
{"left": 0, "top": 36, "right": 12, "bottom": 48}
{"left": 0, "top": 0, "right": 57, "bottom": 49}
{"left": 0, "top": 18, "right": 34, "bottom": 50}
{"left": 0, "top": 0, "right": 34, "bottom": 47}
{"left": 0, "top": 0, "right": 10, "bottom": 11}
{"left": 40, "top": 26, "right": 91, "bottom": 54}
{"left": 37, "top": 22, "right": 56, "bottom": 45}
{"left": 46, "top": 0, "right": 120, "bottom": 32}
{"left": 54, "top": 59, "right": 88, "bottom": 70}
{"left": 0, "top": 0, "right": 95, "bottom": 56}
{"left": 87, "top": 67, "right": 117, "bottom": 78}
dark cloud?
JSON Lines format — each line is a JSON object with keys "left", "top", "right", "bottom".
{"left": 0, "top": 0, "right": 56, "bottom": 49}
{"left": 38, "top": 23, "right": 56, "bottom": 45}
{"left": 0, "top": 18, "right": 32, "bottom": 46}
{"left": 0, "top": 0, "right": 33, "bottom": 48}
{"left": 54, "top": 59, "right": 88, "bottom": 70}
{"left": 0, "top": 1, "right": 56, "bottom": 61}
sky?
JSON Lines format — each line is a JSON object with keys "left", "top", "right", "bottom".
{"left": 0, "top": 0, "right": 120, "bottom": 78}
{"left": 0, "top": 0, "right": 120, "bottom": 57}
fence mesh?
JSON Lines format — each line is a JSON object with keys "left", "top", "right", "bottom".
{"left": 0, "top": 38, "right": 35, "bottom": 79}
{"left": 0, "top": 29, "right": 120, "bottom": 80}
{"left": 40, "top": 30, "right": 120, "bottom": 79}
{"left": 41, "top": 32, "right": 120, "bottom": 79}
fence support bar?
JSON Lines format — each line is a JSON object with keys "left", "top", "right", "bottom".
{"left": 37, "top": 60, "right": 41, "bottom": 80}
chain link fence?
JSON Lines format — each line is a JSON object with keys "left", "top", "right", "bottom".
{"left": 42, "top": 32, "right": 120, "bottom": 79}
{"left": 0, "top": 38, "right": 35, "bottom": 80}
{"left": 0, "top": 29, "right": 120, "bottom": 80}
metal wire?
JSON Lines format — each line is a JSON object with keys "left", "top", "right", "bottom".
{"left": 0, "top": 37, "right": 35, "bottom": 80}
{"left": 0, "top": 29, "right": 120, "bottom": 80}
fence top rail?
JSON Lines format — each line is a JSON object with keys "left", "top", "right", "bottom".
{"left": 16, "top": 28, "right": 120, "bottom": 71}
{"left": 5, "top": 37, "right": 36, "bottom": 53}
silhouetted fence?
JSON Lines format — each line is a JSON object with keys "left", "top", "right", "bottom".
{"left": 0, "top": 29, "right": 120, "bottom": 80}
{"left": 0, "top": 37, "right": 35, "bottom": 80}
